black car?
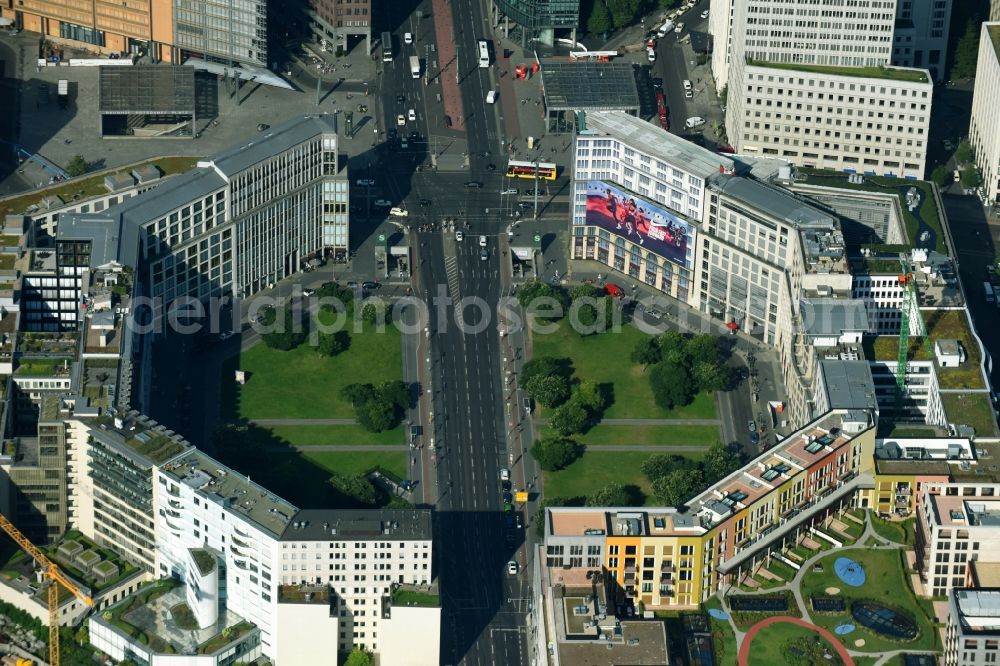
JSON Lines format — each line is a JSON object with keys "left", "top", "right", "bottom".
{"left": 504, "top": 513, "right": 515, "bottom": 528}
{"left": 362, "top": 281, "right": 381, "bottom": 289}
{"left": 505, "top": 531, "right": 517, "bottom": 545}
{"left": 388, "top": 128, "right": 398, "bottom": 140}
{"left": 517, "top": 201, "right": 533, "bottom": 210}
{"left": 486, "top": 163, "right": 496, "bottom": 171}
{"left": 750, "top": 431, "right": 760, "bottom": 447}
{"left": 396, "top": 95, "right": 405, "bottom": 104}
{"left": 418, "top": 198, "right": 432, "bottom": 206}
{"left": 652, "top": 77, "right": 663, "bottom": 90}
{"left": 257, "top": 123, "right": 270, "bottom": 131}
{"left": 409, "top": 131, "right": 420, "bottom": 141}
{"left": 502, "top": 491, "right": 513, "bottom": 504}
{"left": 501, "top": 479, "right": 512, "bottom": 491}
{"left": 464, "top": 181, "right": 483, "bottom": 188}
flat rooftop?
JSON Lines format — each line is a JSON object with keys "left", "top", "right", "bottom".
{"left": 159, "top": 449, "right": 298, "bottom": 538}
{"left": 802, "top": 300, "right": 870, "bottom": 337}
{"left": 930, "top": 494, "right": 1000, "bottom": 527}
{"left": 205, "top": 113, "right": 338, "bottom": 177}
{"left": 819, "top": 359, "right": 877, "bottom": 411}
{"left": 746, "top": 59, "right": 930, "bottom": 84}
{"left": 584, "top": 110, "right": 735, "bottom": 179}
{"left": 280, "top": 508, "right": 433, "bottom": 541}
{"left": 990, "top": 24, "right": 1000, "bottom": 64}
{"left": 971, "top": 562, "right": 1000, "bottom": 589}
{"left": 955, "top": 589, "right": 1000, "bottom": 634}
{"left": 88, "top": 412, "right": 192, "bottom": 467}
{"left": 99, "top": 65, "right": 196, "bottom": 113}
{"left": 557, "top": 620, "right": 669, "bottom": 666}
{"left": 549, "top": 510, "right": 608, "bottom": 537}
{"left": 541, "top": 61, "right": 640, "bottom": 111}
{"left": 278, "top": 584, "right": 330, "bottom": 605}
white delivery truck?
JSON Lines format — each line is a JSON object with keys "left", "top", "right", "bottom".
{"left": 657, "top": 20, "right": 674, "bottom": 37}
{"left": 409, "top": 55, "right": 420, "bottom": 79}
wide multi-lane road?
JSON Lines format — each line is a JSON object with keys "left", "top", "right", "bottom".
{"left": 374, "top": 1, "right": 531, "bottom": 664}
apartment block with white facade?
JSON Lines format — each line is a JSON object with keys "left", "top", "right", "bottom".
{"left": 891, "top": 0, "right": 952, "bottom": 81}
{"left": 727, "top": 62, "right": 932, "bottom": 178}
{"left": 945, "top": 588, "right": 1000, "bottom": 666}
{"left": 916, "top": 483, "right": 1000, "bottom": 597}
{"left": 969, "top": 23, "right": 1000, "bottom": 205}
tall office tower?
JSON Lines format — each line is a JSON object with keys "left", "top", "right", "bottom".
{"left": 892, "top": 0, "right": 953, "bottom": 81}
{"left": 722, "top": 0, "right": 933, "bottom": 178}
{"left": 0, "top": 0, "right": 268, "bottom": 67}
{"left": 492, "top": 0, "right": 581, "bottom": 47}
{"left": 969, "top": 23, "right": 1000, "bottom": 205}
{"left": 307, "top": 0, "right": 372, "bottom": 54}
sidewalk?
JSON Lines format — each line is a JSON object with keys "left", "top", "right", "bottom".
{"left": 430, "top": 0, "right": 465, "bottom": 131}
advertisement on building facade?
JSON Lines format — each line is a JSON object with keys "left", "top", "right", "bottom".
{"left": 584, "top": 180, "right": 695, "bottom": 269}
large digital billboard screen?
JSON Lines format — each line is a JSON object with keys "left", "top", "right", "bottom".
{"left": 584, "top": 180, "right": 695, "bottom": 269}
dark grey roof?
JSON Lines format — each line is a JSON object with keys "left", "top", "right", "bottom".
{"left": 116, "top": 168, "right": 225, "bottom": 226}
{"left": 208, "top": 113, "right": 338, "bottom": 177}
{"left": 57, "top": 213, "right": 136, "bottom": 268}
{"left": 280, "top": 509, "right": 433, "bottom": 541}
{"left": 819, "top": 359, "right": 877, "bottom": 411}
{"left": 800, "top": 298, "right": 870, "bottom": 336}
{"left": 711, "top": 175, "right": 836, "bottom": 229}
{"left": 99, "top": 65, "right": 196, "bottom": 113}
{"left": 541, "top": 61, "right": 640, "bottom": 111}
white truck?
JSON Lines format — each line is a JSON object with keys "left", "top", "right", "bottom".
{"left": 57, "top": 79, "right": 68, "bottom": 108}
{"left": 409, "top": 55, "right": 420, "bottom": 79}
{"left": 657, "top": 20, "right": 674, "bottom": 37}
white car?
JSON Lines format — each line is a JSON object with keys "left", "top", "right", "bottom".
{"left": 456, "top": 231, "right": 464, "bottom": 241}
{"left": 507, "top": 561, "right": 519, "bottom": 575}
{"left": 683, "top": 79, "right": 692, "bottom": 90}
{"left": 373, "top": 199, "right": 392, "bottom": 207}
{"left": 356, "top": 178, "right": 375, "bottom": 187}
{"left": 675, "top": 22, "right": 685, "bottom": 33}
{"left": 408, "top": 108, "right": 416, "bottom": 121}
{"left": 479, "top": 235, "right": 487, "bottom": 247}
{"left": 404, "top": 32, "right": 413, "bottom": 44}
{"left": 389, "top": 207, "right": 409, "bottom": 217}
{"left": 701, "top": 10, "right": 710, "bottom": 19}
{"left": 685, "top": 89, "right": 693, "bottom": 99}
{"left": 396, "top": 114, "right": 405, "bottom": 126}
{"left": 500, "top": 468, "right": 510, "bottom": 481}
{"left": 502, "top": 188, "right": 518, "bottom": 195}
{"left": 646, "top": 48, "right": 656, "bottom": 63}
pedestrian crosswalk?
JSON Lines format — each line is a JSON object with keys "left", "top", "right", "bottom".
{"left": 445, "top": 255, "right": 460, "bottom": 300}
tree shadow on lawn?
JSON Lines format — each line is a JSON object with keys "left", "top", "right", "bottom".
{"left": 212, "top": 422, "right": 406, "bottom": 510}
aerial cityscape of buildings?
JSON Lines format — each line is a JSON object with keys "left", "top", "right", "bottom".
{"left": 0, "top": 0, "right": 997, "bottom": 665}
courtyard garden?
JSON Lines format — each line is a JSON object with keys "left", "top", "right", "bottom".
{"left": 746, "top": 621, "right": 846, "bottom": 666}
{"left": 798, "top": 548, "right": 940, "bottom": 654}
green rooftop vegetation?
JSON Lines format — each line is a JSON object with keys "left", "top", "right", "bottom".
{"left": 102, "top": 578, "right": 181, "bottom": 653}
{"left": 0, "top": 236, "right": 20, "bottom": 247}
{"left": 0, "top": 156, "right": 200, "bottom": 220}
{"left": 748, "top": 59, "right": 929, "bottom": 83}
{"left": 864, "top": 310, "right": 985, "bottom": 390}
{"left": 198, "top": 621, "right": 255, "bottom": 655}
{"left": 0, "top": 255, "right": 15, "bottom": 271}
{"left": 125, "top": 432, "right": 186, "bottom": 464}
{"left": 941, "top": 392, "right": 999, "bottom": 438}
{"left": 190, "top": 549, "right": 216, "bottom": 576}
{"left": 391, "top": 587, "right": 440, "bottom": 608}
{"left": 991, "top": 25, "right": 1000, "bottom": 62}
{"left": 800, "top": 169, "right": 946, "bottom": 255}
{"left": 14, "top": 357, "right": 72, "bottom": 376}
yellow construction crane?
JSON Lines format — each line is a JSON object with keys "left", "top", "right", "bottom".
{"left": 0, "top": 513, "right": 94, "bottom": 666}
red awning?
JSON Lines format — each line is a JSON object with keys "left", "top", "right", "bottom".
{"left": 726, "top": 321, "right": 739, "bottom": 331}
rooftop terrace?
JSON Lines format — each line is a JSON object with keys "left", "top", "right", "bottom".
{"left": 159, "top": 449, "right": 298, "bottom": 538}
{"left": 747, "top": 59, "right": 930, "bottom": 83}
{"left": 89, "top": 411, "right": 192, "bottom": 466}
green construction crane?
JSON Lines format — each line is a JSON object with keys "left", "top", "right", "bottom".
{"left": 895, "top": 256, "right": 931, "bottom": 409}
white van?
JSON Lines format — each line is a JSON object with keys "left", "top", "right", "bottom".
{"left": 685, "top": 116, "right": 706, "bottom": 129}
{"left": 486, "top": 90, "right": 497, "bottom": 104}
{"left": 657, "top": 20, "right": 674, "bottom": 37}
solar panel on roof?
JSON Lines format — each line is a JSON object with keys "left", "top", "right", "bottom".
{"left": 805, "top": 441, "right": 825, "bottom": 454}
{"left": 730, "top": 491, "right": 748, "bottom": 502}
{"left": 816, "top": 434, "right": 835, "bottom": 446}
{"left": 762, "top": 469, "right": 780, "bottom": 481}
{"left": 775, "top": 463, "right": 790, "bottom": 473}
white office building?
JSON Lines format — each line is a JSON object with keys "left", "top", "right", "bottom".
{"left": 726, "top": 62, "right": 932, "bottom": 178}
{"left": 718, "top": 0, "right": 933, "bottom": 178}
{"left": 58, "top": 114, "right": 348, "bottom": 306}
{"left": 970, "top": 23, "right": 1000, "bottom": 205}
{"left": 891, "top": 0, "right": 952, "bottom": 81}
{"left": 570, "top": 111, "right": 735, "bottom": 303}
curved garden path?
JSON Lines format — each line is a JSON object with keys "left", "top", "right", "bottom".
{"left": 737, "top": 616, "right": 855, "bottom": 666}
{"left": 719, "top": 511, "right": 943, "bottom": 665}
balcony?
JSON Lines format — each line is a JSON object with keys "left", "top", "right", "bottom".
{"left": 660, "top": 572, "right": 672, "bottom": 583}
{"left": 660, "top": 561, "right": 673, "bottom": 572}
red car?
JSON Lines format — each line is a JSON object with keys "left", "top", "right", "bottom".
{"left": 655, "top": 91, "right": 666, "bottom": 105}
{"left": 605, "top": 283, "right": 625, "bottom": 299}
